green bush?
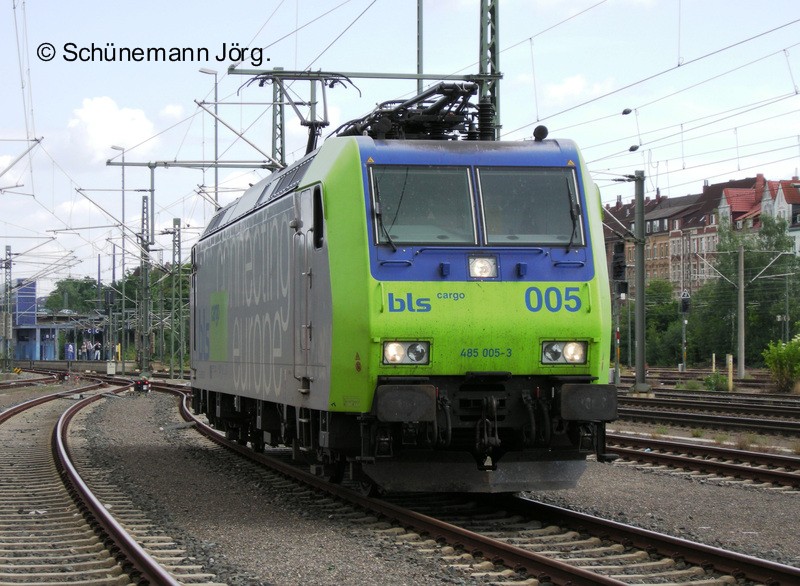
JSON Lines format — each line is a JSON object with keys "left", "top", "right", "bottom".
{"left": 680, "top": 379, "right": 704, "bottom": 391}
{"left": 762, "top": 337, "right": 800, "bottom": 394}
{"left": 704, "top": 371, "right": 728, "bottom": 392}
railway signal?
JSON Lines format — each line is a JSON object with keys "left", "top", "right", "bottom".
{"left": 681, "top": 290, "right": 690, "bottom": 313}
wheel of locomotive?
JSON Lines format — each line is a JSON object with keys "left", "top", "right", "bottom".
{"left": 323, "top": 456, "right": 346, "bottom": 484}
{"left": 224, "top": 424, "right": 247, "bottom": 444}
{"left": 348, "top": 464, "right": 378, "bottom": 496}
{"left": 357, "top": 478, "right": 378, "bottom": 497}
{"left": 251, "top": 431, "right": 265, "bottom": 453}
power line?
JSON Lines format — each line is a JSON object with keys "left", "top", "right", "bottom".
{"left": 515, "top": 17, "right": 800, "bottom": 132}
{"left": 587, "top": 93, "right": 798, "bottom": 157}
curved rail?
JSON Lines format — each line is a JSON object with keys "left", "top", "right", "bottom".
{"left": 15, "top": 370, "right": 800, "bottom": 583}
{"left": 168, "top": 384, "right": 629, "bottom": 584}
{"left": 54, "top": 388, "right": 181, "bottom": 586}
{"left": 0, "top": 380, "right": 103, "bottom": 424}
{"left": 1, "top": 376, "right": 183, "bottom": 585}
{"left": 0, "top": 373, "right": 56, "bottom": 390}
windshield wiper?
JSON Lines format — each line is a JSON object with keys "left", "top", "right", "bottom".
{"left": 374, "top": 182, "right": 397, "bottom": 252}
{"left": 565, "top": 176, "right": 581, "bottom": 253}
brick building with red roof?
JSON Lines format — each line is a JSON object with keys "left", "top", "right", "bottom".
{"left": 604, "top": 174, "right": 800, "bottom": 298}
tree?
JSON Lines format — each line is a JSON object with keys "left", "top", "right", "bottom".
{"left": 109, "top": 262, "right": 191, "bottom": 367}
{"left": 763, "top": 337, "right": 800, "bottom": 393}
{"left": 44, "top": 277, "right": 103, "bottom": 314}
{"left": 685, "top": 284, "right": 732, "bottom": 365}
{"left": 690, "top": 216, "right": 800, "bottom": 368}
{"left": 644, "top": 279, "right": 682, "bottom": 366}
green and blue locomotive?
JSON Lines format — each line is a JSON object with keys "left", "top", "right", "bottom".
{"left": 191, "top": 87, "right": 617, "bottom": 493}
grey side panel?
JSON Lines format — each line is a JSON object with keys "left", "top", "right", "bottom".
{"left": 192, "top": 189, "right": 333, "bottom": 411}
{"left": 192, "top": 198, "right": 295, "bottom": 402}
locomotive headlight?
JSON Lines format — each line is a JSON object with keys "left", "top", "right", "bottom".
{"left": 383, "top": 341, "right": 430, "bottom": 365}
{"left": 542, "top": 342, "right": 563, "bottom": 363}
{"left": 542, "top": 341, "right": 587, "bottom": 364}
{"left": 563, "top": 341, "right": 586, "bottom": 364}
{"left": 406, "top": 343, "right": 428, "bottom": 363}
{"left": 384, "top": 342, "right": 405, "bottom": 363}
{"left": 469, "top": 256, "right": 497, "bottom": 279}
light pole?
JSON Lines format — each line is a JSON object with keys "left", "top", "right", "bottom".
{"left": 110, "top": 145, "right": 126, "bottom": 374}
{"left": 199, "top": 68, "right": 219, "bottom": 211}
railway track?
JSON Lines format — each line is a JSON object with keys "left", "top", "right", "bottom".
{"left": 0, "top": 376, "right": 224, "bottom": 585}
{"left": 379, "top": 492, "right": 800, "bottom": 585}
{"left": 9, "top": 366, "right": 800, "bottom": 583}
{"left": 168, "top": 380, "right": 800, "bottom": 585}
{"left": 620, "top": 395, "right": 800, "bottom": 418}
{"left": 607, "top": 432, "right": 800, "bottom": 489}
{"left": 645, "top": 389, "right": 800, "bottom": 407}
{"left": 0, "top": 373, "right": 56, "bottom": 390}
{"left": 619, "top": 370, "right": 774, "bottom": 393}
{"left": 617, "top": 396, "right": 800, "bottom": 435}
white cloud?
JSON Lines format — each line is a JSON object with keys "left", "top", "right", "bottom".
{"left": 545, "top": 74, "right": 614, "bottom": 104}
{"left": 0, "top": 153, "right": 28, "bottom": 187}
{"left": 54, "top": 196, "right": 107, "bottom": 226}
{"left": 0, "top": 154, "right": 15, "bottom": 181}
{"left": 159, "top": 104, "right": 184, "bottom": 120}
{"left": 67, "top": 97, "right": 157, "bottom": 163}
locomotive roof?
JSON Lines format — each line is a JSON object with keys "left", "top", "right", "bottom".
{"left": 359, "top": 136, "right": 579, "bottom": 166}
{"left": 198, "top": 136, "right": 582, "bottom": 242}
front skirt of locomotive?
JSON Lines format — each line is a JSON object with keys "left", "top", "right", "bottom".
{"left": 360, "top": 452, "right": 587, "bottom": 493}
{"left": 359, "top": 379, "right": 616, "bottom": 493}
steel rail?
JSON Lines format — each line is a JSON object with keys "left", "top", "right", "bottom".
{"left": 618, "top": 407, "right": 800, "bottom": 434}
{"left": 0, "top": 381, "right": 103, "bottom": 424}
{"left": 168, "top": 382, "right": 800, "bottom": 585}
{"left": 619, "top": 396, "right": 800, "bottom": 418}
{"left": 608, "top": 433, "right": 800, "bottom": 469}
{"left": 173, "top": 384, "right": 800, "bottom": 584}
{"left": 606, "top": 434, "right": 800, "bottom": 488}
{"left": 164, "top": 381, "right": 800, "bottom": 584}
{"left": 0, "top": 374, "right": 56, "bottom": 389}
{"left": 639, "top": 390, "right": 800, "bottom": 407}
{"left": 54, "top": 384, "right": 181, "bottom": 586}
{"left": 500, "top": 497, "right": 800, "bottom": 586}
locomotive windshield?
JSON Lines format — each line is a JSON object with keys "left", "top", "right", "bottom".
{"left": 370, "top": 165, "right": 477, "bottom": 245}
{"left": 478, "top": 167, "right": 584, "bottom": 246}
{"left": 369, "top": 164, "right": 584, "bottom": 247}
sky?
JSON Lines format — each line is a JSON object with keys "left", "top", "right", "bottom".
{"left": 1, "top": 0, "right": 799, "bottom": 298}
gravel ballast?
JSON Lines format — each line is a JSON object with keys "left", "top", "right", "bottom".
{"left": 79, "top": 391, "right": 458, "bottom": 585}
{"left": 73, "top": 390, "right": 800, "bottom": 584}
